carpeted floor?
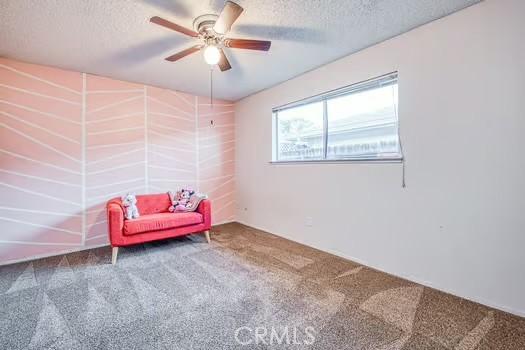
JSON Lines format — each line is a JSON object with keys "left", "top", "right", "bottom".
{"left": 1, "top": 223, "right": 524, "bottom": 349}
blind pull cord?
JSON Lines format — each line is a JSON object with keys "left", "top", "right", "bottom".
{"left": 402, "top": 158, "right": 406, "bottom": 188}
{"left": 392, "top": 83, "right": 406, "bottom": 188}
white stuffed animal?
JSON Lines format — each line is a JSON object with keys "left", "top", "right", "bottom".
{"left": 121, "top": 193, "right": 140, "bottom": 220}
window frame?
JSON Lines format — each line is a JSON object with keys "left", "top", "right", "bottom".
{"left": 271, "top": 72, "right": 403, "bottom": 164}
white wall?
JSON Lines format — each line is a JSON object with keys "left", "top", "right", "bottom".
{"left": 234, "top": 0, "right": 525, "bottom": 317}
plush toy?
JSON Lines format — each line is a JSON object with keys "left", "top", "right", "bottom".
{"left": 175, "top": 188, "right": 195, "bottom": 211}
{"left": 168, "top": 188, "right": 208, "bottom": 212}
{"left": 168, "top": 191, "right": 177, "bottom": 213}
{"left": 121, "top": 193, "right": 140, "bottom": 220}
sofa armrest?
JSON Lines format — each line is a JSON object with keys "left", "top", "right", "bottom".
{"left": 197, "top": 199, "right": 211, "bottom": 229}
{"left": 107, "top": 202, "right": 124, "bottom": 246}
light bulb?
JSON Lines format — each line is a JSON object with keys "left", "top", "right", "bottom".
{"left": 203, "top": 45, "right": 221, "bottom": 65}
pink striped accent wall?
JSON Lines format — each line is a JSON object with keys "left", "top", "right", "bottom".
{"left": 0, "top": 57, "right": 235, "bottom": 265}
{"left": 197, "top": 99, "right": 235, "bottom": 224}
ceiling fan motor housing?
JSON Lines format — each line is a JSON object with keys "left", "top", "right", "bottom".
{"left": 193, "top": 14, "right": 220, "bottom": 37}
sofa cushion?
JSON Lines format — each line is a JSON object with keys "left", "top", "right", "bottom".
{"left": 123, "top": 212, "right": 203, "bottom": 236}
{"left": 135, "top": 193, "right": 172, "bottom": 215}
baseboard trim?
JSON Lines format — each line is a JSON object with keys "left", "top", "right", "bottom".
{"left": 0, "top": 221, "right": 234, "bottom": 267}
{"left": 0, "top": 243, "right": 110, "bottom": 267}
{"left": 235, "top": 220, "right": 525, "bottom": 318}
{"left": 212, "top": 219, "right": 236, "bottom": 226}
{"left": 3, "top": 219, "right": 522, "bottom": 318}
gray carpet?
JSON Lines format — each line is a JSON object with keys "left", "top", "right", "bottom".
{"left": 1, "top": 223, "right": 524, "bottom": 349}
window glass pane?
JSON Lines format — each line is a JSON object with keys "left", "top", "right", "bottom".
{"left": 277, "top": 102, "right": 324, "bottom": 160}
{"left": 326, "top": 83, "right": 400, "bottom": 159}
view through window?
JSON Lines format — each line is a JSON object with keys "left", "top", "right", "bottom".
{"left": 273, "top": 73, "right": 401, "bottom": 162}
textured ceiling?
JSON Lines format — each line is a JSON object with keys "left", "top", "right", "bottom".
{"left": 0, "top": 0, "right": 480, "bottom": 101}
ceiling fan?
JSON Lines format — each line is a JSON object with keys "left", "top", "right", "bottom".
{"left": 150, "top": 1, "right": 271, "bottom": 72}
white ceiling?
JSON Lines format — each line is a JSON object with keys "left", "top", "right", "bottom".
{"left": 0, "top": 0, "right": 479, "bottom": 101}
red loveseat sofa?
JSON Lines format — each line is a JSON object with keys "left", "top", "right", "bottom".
{"left": 107, "top": 193, "right": 211, "bottom": 264}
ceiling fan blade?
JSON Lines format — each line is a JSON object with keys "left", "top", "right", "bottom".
{"left": 213, "top": 1, "right": 244, "bottom": 34}
{"left": 223, "top": 38, "right": 271, "bottom": 51}
{"left": 218, "top": 49, "right": 232, "bottom": 72}
{"left": 150, "top": 16, "right": 199, "bottom": 37}
{"left": 165, "top": 46, "right": 201, "bottom": 62}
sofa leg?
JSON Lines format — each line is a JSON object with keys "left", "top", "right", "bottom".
{"left": 111, "top": 247, "right": 119, "bottom": 265}
{"left": 204, "top": 230, "right": 211, "bottom": 244}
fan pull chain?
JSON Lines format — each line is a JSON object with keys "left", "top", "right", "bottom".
{"left": 210, "top": 66, "right": 214, "bottom": 108}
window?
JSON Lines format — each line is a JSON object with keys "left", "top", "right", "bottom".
{"left": 276, "top": 101, "right": 324, "bottom": 161}
{"left": 272, "top": 73, "right": 401, "bottom": 162}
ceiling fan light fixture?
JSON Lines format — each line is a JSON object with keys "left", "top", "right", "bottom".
{"left": 203, "top": 45, "right": 221, "bottom": 65}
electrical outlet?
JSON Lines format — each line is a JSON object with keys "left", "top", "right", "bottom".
{"left": 305, "top": 217, "right": 313, "bottom": 227}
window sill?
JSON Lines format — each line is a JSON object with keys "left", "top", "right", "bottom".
{"left": 269, "top": 158, "right": 403, "bottom": 165}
